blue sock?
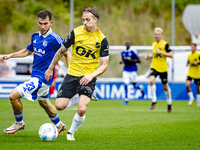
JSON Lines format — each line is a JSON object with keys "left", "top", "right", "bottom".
{"left": 134, "top": 84, "right": 145, "bottom": 97}
{"left": 134, "top": 84, "right": 141, "bottom": 90}
{"left": 124, "top": 84, "right": 128, "bottom": 100}
{"left": 49, "top": 113, "right": 60, "bottom": 126}
{"left": 14, "top": 112, "right": 23, "bottom": 122}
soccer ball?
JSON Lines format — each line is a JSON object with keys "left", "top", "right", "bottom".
{"left": 39, "top": 123, "right": 58, "bottom": 141}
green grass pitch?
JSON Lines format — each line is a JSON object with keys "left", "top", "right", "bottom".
{"left": 1, "top": 99, "right": 200, "bottom": 150}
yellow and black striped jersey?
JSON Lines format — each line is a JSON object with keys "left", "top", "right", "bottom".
{"left": 150, "top": 39, "right": 171, "bottom": 72}
{"left": 187, "top": 51, "right": 200, "bottom": 79}
{"left": 63, "top": 25, "right": 109, "bottom": 77}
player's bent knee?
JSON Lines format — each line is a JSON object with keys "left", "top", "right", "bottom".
{"left": 9, "top": 97, "right": 16, "bottom": 104}
{"left": 9, "top": 88, "right": 21, "bottom": 102}
{"left": 55, "top": 100, "right": 67, "bottom": 110}
{"left": 77, "top": 108, "right": 86, "bottom": 116}
{"left": 9, "top": 91, "right": 17, "bottom": 102}
{"left": 186, "top": 83, "right": 190, "bottom": 88}
{"left": 149, "top": 81, "right": 154, "bottom": 86}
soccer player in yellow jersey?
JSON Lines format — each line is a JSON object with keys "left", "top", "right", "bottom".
{"left": 45, "top": 6, "right": 109, "bottom": 140}
{"left": 145, "top": 27, "right": 173, "bottom": 112}
{"left": 186, "top": 43, "right": 200, "bottom": 106}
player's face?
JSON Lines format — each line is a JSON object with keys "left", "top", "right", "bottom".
{"left": 154, "top": 30, "right": 162, "bottom": 42}
{"left": 191, "top": 44, "right": 196, "bottom": 52}
{"left": 125, "top": 42, "right": 131, "bottom": 49}
{"left": 38, "top": 17, "right": 52, "bottom": 35}
{"left": 82, "top": 12, "right": 97, "bottom": 32}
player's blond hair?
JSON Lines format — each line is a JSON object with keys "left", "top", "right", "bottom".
{"left": 154, "top": 27, "right": 163, "bottom": 33}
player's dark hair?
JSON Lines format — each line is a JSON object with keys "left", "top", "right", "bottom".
{"left": 82, "top": 5, "right": 99, "bottom": 19}
{"left": 125, "top": 40, "right": 131, "bottom": 44}
{"left": 191, "top": 43, "right": 197, "bottom": 47}
{"left": 38, "top": 10, "right": 52, "bottom": 20}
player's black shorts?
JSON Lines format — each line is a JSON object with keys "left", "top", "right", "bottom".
{"left": 186, "top": 76, "right": 200, "bottom": 85}
{"left": 57, "top": 74, "right": 96, "bottom": 99}
{"left": 150, "top": 68, "right": 168, "bottom": 84}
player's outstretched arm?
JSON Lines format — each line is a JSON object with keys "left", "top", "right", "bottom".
{"left": 45, "top": 44, "right": 67, "bottom": 82}
{"left": 79, "top": 56, "right": 109, "bottom": 86}
{"left": 0, "top": 48, "right": 32, "bottom": 63}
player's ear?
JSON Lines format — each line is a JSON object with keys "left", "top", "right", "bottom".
{"left": 94, "top": 17, "right": 98, "bottom": 23}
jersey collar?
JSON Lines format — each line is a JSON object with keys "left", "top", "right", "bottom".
{"left": 39, "top": 28, "right": 52, "bottom": 38}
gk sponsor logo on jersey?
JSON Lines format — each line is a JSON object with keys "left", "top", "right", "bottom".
{"left": 154, "top": 53, "right": 162, "bottom": 58}
{"left": 154, "top": 48, "right": 162, "bottom": 58}
{"left": 76, "top": 46, "right": 97, "bottom": 59}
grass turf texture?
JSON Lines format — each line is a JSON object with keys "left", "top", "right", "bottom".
{"left": 1, "top": 99, "right": 200, "bottom": 150}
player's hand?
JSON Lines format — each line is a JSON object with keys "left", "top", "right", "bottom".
{"left": 156, "top": 49, "right": 162, "bottom": 54}
{"left": 145, "top": 55, "right": 150, "bottom": 60}
{"left": 0, "top": 54, "right": 12, "bottom": 63}
{"left": 45, "top": 68, "right": 53, "bottom": 82}
{"left": 119, "top": 61, "right": 123, "bottom": 64}
{"left": 80, "top": 75, "right": 93, "bottom": 85}
{"left": 193, "top": 61, "right": 198, "bottom": 65}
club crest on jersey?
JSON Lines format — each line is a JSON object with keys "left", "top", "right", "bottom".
{"left": 95, "top": 42, "right": 100, "bottom": 48}
{"left": 43, "top": 41, "right": 47, "bottom": 47}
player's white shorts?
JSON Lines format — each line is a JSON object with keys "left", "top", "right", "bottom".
{"left": 123, "top": 71, "right": 138, "bottom": 84}
{"left": 17, "top": 77, "right": 50, "bottom": 101}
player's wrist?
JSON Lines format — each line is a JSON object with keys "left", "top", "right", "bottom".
{"left": 48, "top": 66, "right": 54, "bottom": 70}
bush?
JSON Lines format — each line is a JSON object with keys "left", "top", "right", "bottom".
{"left": 0, "top": 1, "right": 15, "bottom": 33}
{"left": 12, "top": 11, "right": 35, "bottom": 33}
{"left": 24, "top": 0, "right": 46, "bottom": 15}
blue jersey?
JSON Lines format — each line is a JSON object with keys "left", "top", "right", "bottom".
{"left": 121, "top": 48, "right": 139, "bottom": 72}
{"left": 26, "top": 29, "right": 64, "bottom": 85}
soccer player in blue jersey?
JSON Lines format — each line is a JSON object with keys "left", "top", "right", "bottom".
{"left": 120, "top": 40, "right": 145, "bottom": 105}
{"left": 0, "top": 10, "right": 70, "bottom": 135}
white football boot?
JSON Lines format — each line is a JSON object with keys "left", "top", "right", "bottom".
{"left": 4, "top": 121, "right": 25, "bottom": 134}
{"left": 188, "top": 99, "right": 194, "bottom": 105}
{"left": 67, "top": 132, "right": 75, "bottom": 141}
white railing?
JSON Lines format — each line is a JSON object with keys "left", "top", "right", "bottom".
{"left": 109, "top": 45, "right": 200, "bottom": 54}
